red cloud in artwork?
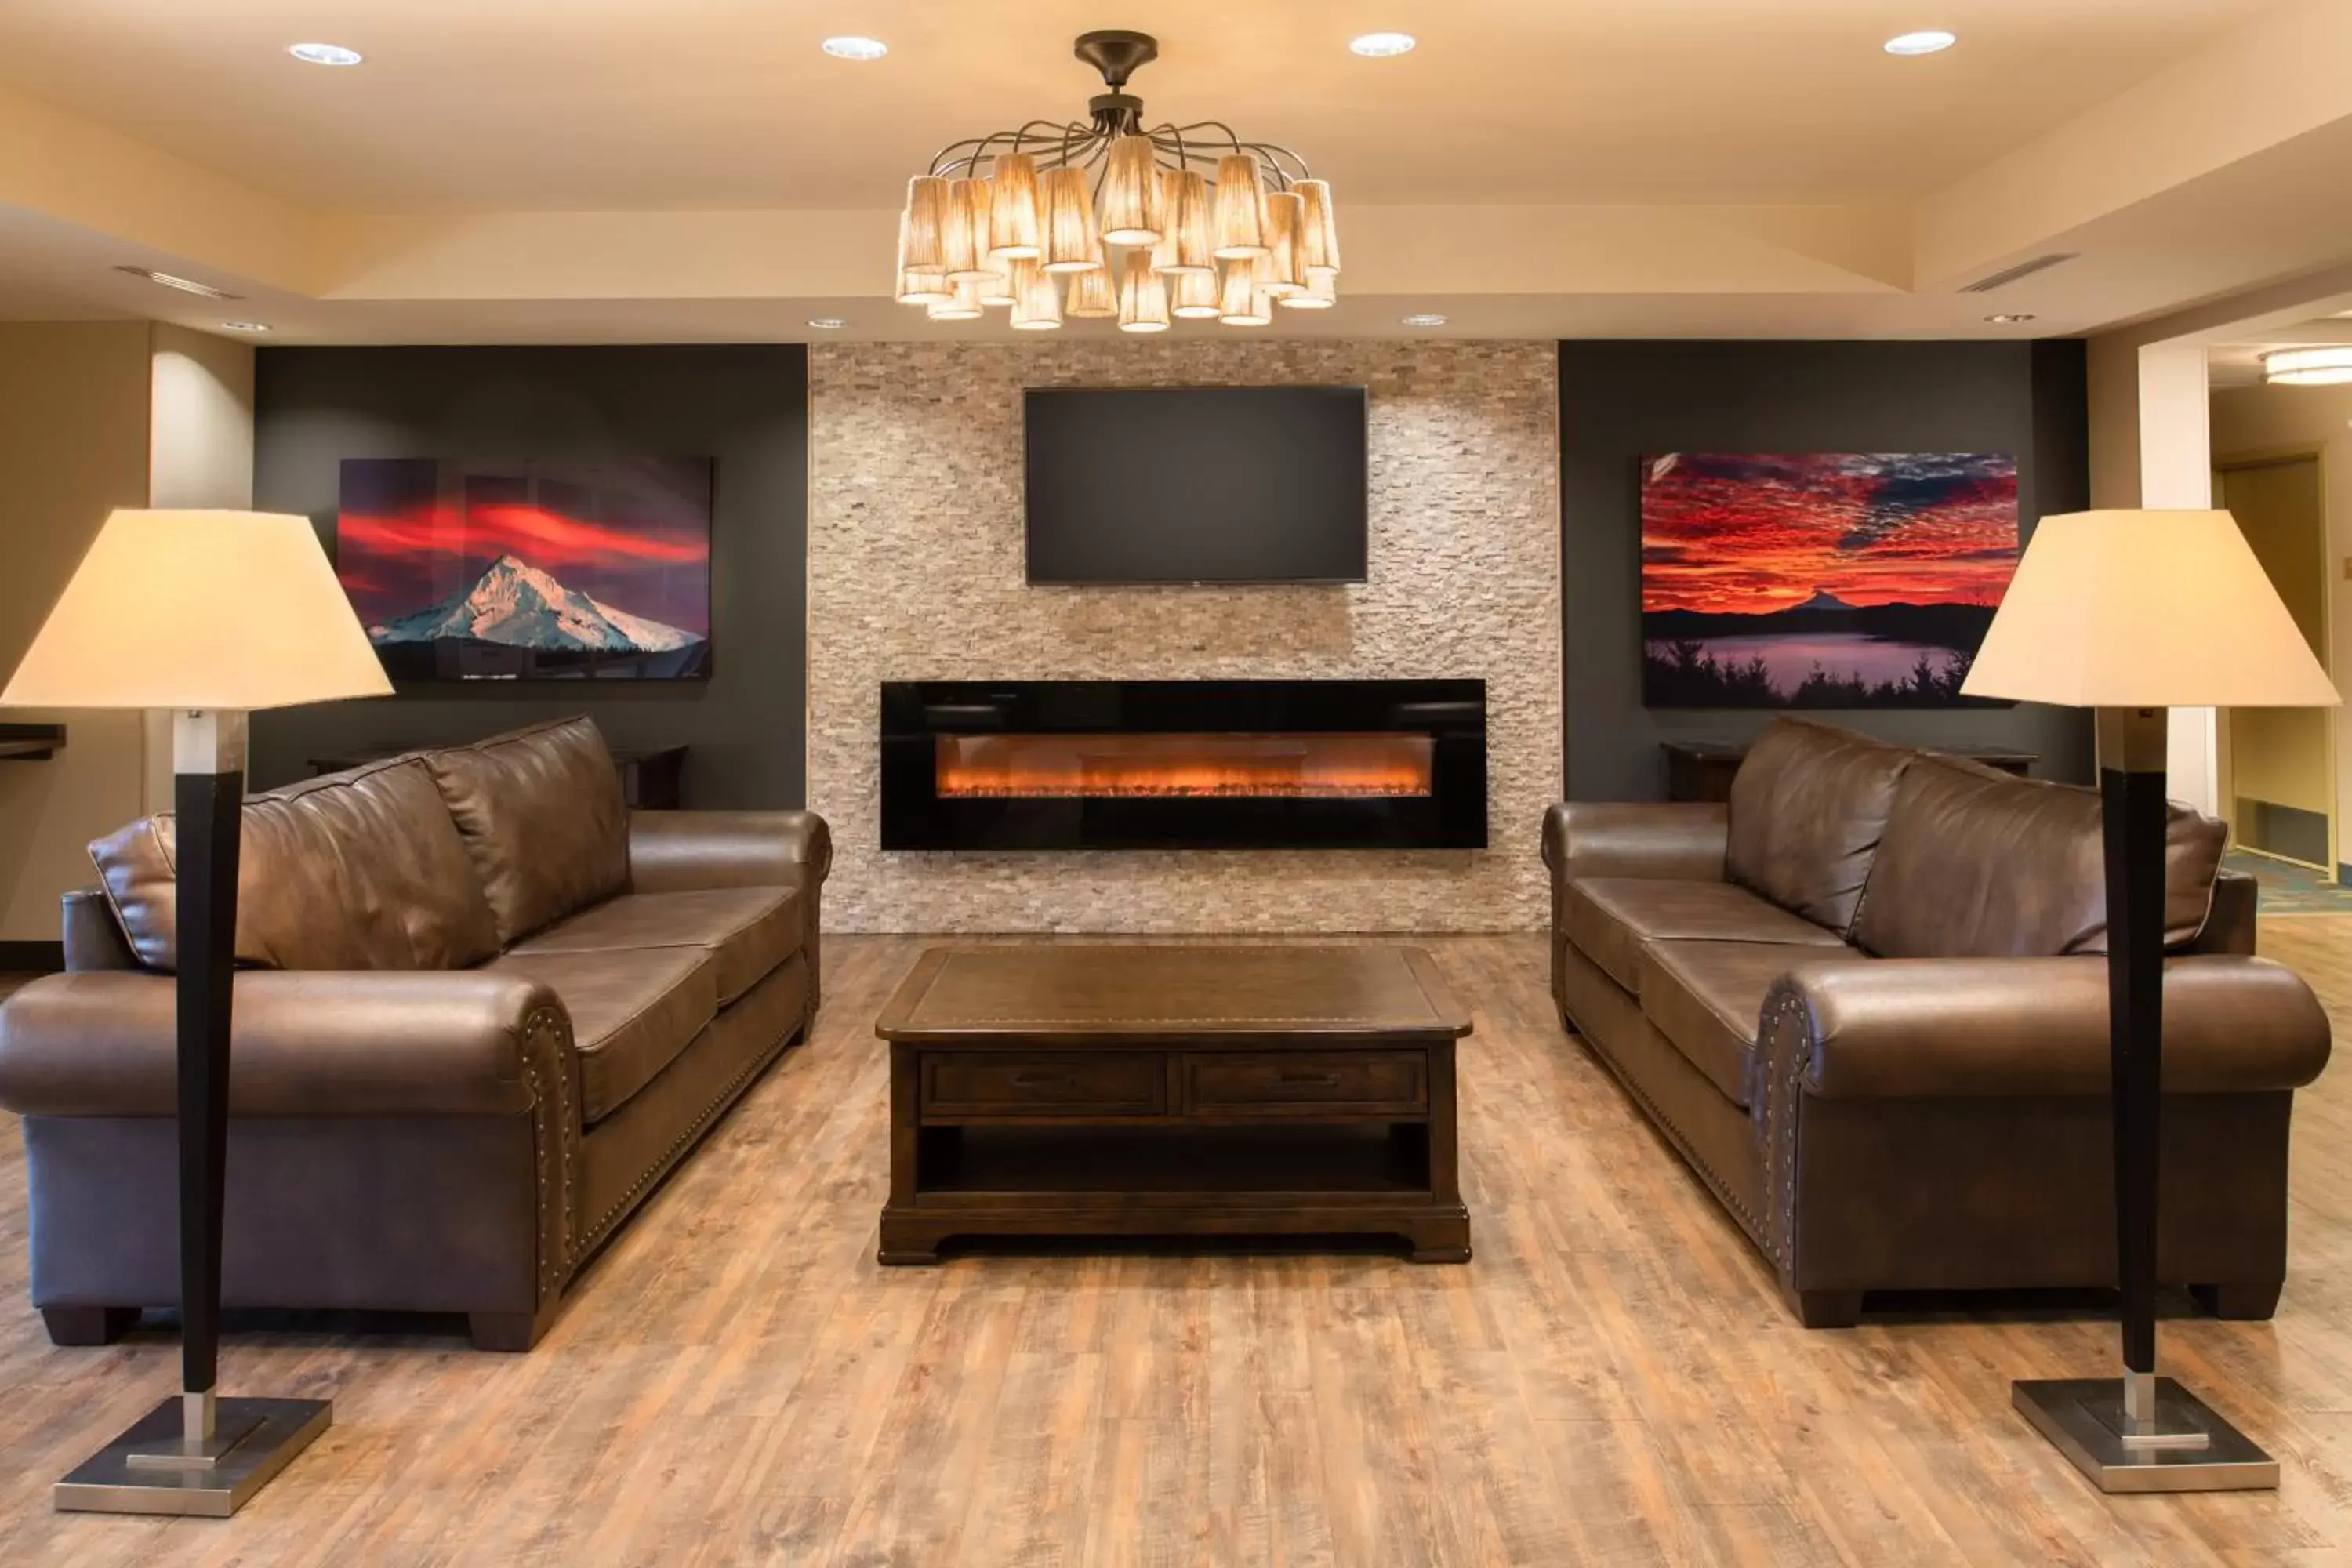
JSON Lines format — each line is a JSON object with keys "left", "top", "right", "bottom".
{"left": 336, "top": 502, "right": 708, "bottom": 572}
{"left": 1640, "top": 452, "right": 2017, "bottom": 615}
{"left": 334, "top": 458, "right": 713, "bottom": 650}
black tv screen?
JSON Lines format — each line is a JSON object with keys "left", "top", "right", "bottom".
{"left": 1025, "top": 386, "right": 1368, "bottom": 583}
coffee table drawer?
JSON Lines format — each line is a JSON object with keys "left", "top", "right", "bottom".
{"left": 1182, "top": 1051, "right": 1428, "bottom": 1116}
{"left": 922, "top": 1052, "right": 1167, "bottom": 1117}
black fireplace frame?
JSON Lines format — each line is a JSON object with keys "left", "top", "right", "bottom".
{"left": 880, "top": 679, "right": 1487, "bottom": 851}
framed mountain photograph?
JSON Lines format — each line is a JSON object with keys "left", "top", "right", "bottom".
{"left": 1639, "top": 452, "right": 2018, "bottom": 708}
{"left": 335, "top": 457, "right": 713, "bottom": 681}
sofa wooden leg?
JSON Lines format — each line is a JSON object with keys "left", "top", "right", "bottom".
{"left": 1786, "top": 1287, "right": 1864, "bottom": 1329}
{"left": 468, "top": 1308, "right": 555, "bottom": 1352}
{"left": 2192, "top": 1281, "right": 2284, "bottom": 1320}
{"left": 43, "top": 1305, "right": 140, "bottom": 1346}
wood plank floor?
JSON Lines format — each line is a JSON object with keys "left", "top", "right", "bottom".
{"left": 4, "top": 927, "right": 2352, "bottom": 1564}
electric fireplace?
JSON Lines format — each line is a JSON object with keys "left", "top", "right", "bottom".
{"left": 881, "top": 680, "right": 1486, "bottom": 850}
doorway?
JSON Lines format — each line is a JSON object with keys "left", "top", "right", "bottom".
{"left": 2215, "top": 452, "right": 2334, "bottom": 873}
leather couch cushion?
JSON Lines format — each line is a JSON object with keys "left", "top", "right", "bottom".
{"left": 1639, "top": 940, "right": 1852, "bottom": 1108}
{"left": 425, "top": 717, "right": 630, "bottom": 946}
{"left": 510, "top": 887, "right": 803, "bottom": 1005}
{"left": 1725, "top": 718, "right": 1913, "bottom": 935}
{"left": 1563, "top": 877, "right": 1848, "bottom": 993}
{"left": 89, "top": 755, "right": 500, "bottom": 973}
{"left": 1853, "top": 757, "right": 2227, "bottom": 960}
{"left": 488, "top": 946, "right": 718, "bottom": 1123}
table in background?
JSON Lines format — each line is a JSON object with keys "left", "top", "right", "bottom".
{"left": 310, "top": 744, "right": 688, "bottom": 809}
{"left": 1661, "top": 739, "right": 2037, "bottom": 804}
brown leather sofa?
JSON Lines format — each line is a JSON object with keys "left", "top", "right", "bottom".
{"left": 1543, "top": 715, "right": 2331, "bottom": 1327}
{"left": 0, "top": 716, "right": 829, "bottom": 1351}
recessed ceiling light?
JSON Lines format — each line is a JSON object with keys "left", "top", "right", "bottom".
{"left": 822, "top": 36, "right": 888, "bottom": 61}
{"left": 219, "top": 321, "right": 272, "bottom": 333}
{"left": 1400, "top": 313, "right": 1448, "bottom": 328}
{"left": 288, "top": 42, "right": 364, "bottom": 67}
{"left": 1350, "top": 33, "right": 1417, "bottom": 58}
{"left": 1884, "top": 30, "right": 1957, "bottom": 56}
{"left": 807, "top": 317, "right": 850, "bottom": 330}
{"left": 2263, "top": 347, "right": 2352, "bottom": 387}
{"left": 113, "top": 265, "right": 241, "bottom": 300}
{"left": 1984, "top": 313, "right": 2036, "bottom": 324}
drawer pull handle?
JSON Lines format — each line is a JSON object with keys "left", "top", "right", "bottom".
{"left": 1010, "top": 1071, "right": 1080, "bottom": 1090}
{"left": 1275, "top": 1071, "right": 1344, "bottom": 1088}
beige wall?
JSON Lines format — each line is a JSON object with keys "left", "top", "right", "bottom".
{"left": 0, "top": 321, "right": 153, "bottom": 942}
{"left": 2211, "top": 380, "right": 2352, "bottom": 864}
{"left": 143, "top": 324, "right": 255, "bottom": 809}
{"left": 808, "top": 340, "right": 1562, "bottom": 933}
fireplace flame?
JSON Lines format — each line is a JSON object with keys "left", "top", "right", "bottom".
{"left": 936, "top": 732, "right": 1434, "bottom": 800}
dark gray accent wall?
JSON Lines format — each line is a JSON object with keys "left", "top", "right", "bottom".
{"left": 250, "top": 345, "right": 808, "bottom": 808}
{"left": 1561, "top": 339, "right": 2093, "bottom": 800}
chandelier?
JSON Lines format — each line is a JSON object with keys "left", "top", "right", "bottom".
{"left": 893, "top": 31, "right": 1341, "bottom": 332}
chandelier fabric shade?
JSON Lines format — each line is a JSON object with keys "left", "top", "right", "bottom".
{"left": 902, "top": 176, "right": 951, "bottom": 273}
{"left": 895, "top": 211, "right": 952, "bottom": 306}
{"left": 1297, "top": 179, "right": 1340, "bottom": 277}
{"left": 1170, "top": 265, "right": 1221, "bottom": 318}
{"left": 978, "top": 252, "right": 1020, "bottom": 309}
{"left": 1217, "top": 257, "right": 1272, "bottom": 326}
{"left": 989, "top": 154, "right": 1044, "bottom": 260}
{"left": 928, "top": 276, "right": 985, "bottom": 321}
{"left": 1117, "top": 265, "right": 1171, "bottom": 333}
{"left": 1262, "top": 191, "right": 1308, "bottom": 296}
{"left": 1041, "top": 167, "right": 1105, "bottom": 274}
{"left": 1011, "top": 260, "right": 1064, "bottom": 330}
{"left": 1066, "top": 266, "right": 1117, "bottom": 318}
{"left": 1212, "top": 154, "right": 1269, "bottom": 260}
{"left": 892, "top": 31, "right": 1340, "bottom": 333}
{"left": 1098, "top": 136, "right": 1166, "bottom": 245}
{"left": 1280, "top": 270, "right": 1338, "bottom": 310}
{"left": 1163, "top": 170, "right": 1215, "bottom": 275}
{"left": 944, "top": 178, "right": 996, "bottom": 282}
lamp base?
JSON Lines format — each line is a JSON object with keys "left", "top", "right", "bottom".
{"left": 2013, "top": 1377, "right": 2276, "bottom": 1493}
{"left": 56, "top": 1396, "right": 331, "bottom": 1516}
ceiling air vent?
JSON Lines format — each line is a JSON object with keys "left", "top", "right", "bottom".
{"left": 1960, "top": 252, "right": 2078, "bottom": 294}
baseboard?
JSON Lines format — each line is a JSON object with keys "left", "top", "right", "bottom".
{"left": 0, "top": 939, "right": 64, "bottom": 973}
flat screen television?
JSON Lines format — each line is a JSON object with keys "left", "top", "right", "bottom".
{"left": 1024, "top": 386, "right": 1368, "bottom": 584}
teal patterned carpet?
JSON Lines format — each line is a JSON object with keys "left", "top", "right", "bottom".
{"left": 2225, "top": 850, "right": 2352, "bottom": 915}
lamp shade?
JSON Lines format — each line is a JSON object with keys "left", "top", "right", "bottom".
{"left": 2, "top": 509, "right": 392, "bottom": 712}
{"left": 1962, "top": 509, "right": 2339, "bottom": 710}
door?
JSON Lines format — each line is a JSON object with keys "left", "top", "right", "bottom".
{"left": 2216, "top": 455, "right": 2333, "bottom": 873}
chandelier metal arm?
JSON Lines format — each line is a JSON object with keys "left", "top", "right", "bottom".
{"left": 1149, "top": 122, "right": 1312, "bottom": 187}
{"left": 930, "top": 124, "right": 1312, "bottom": 187}
{"left": 929, "top": 121, "right": 1095, "bottom": 177}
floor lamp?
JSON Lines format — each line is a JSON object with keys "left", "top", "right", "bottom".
{"left": 1963, "top": 508, "right": 2339, "bottom": 1493}
{"left": 0, "top": 510, "right": 390, "bottom": 1515}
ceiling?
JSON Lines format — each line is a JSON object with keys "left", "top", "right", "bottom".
{"left": 0, "top": 0, "right": 2278, "bottom": 210}
{"left": 0, "top": 0, "right": 2347, "bottom": 344}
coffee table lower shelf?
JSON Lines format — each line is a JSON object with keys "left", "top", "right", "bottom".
{"left": 879, "top": 1116, "right": 1472, "bottom": 1264}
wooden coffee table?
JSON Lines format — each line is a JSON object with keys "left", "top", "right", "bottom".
{"left": 874, "top": 945, "right": 1472, "bottom": 1264}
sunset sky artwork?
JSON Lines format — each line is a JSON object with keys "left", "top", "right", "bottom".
{"left": 1639, "top": 452, "right": 2017, "bottom": 615}
{"left": 336, "top": 457, "right": 712, "bottom": 637}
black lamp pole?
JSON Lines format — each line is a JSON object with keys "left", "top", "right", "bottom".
{"left": 54, "top": 710, "right": 333, "bottom": 1516}
{"left": 2010, "top": 705, "right": 2278, "bottom": 1490}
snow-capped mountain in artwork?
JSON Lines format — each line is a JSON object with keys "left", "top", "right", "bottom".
{"left": 368, "top": 554, "right": 702, "bottom": 654}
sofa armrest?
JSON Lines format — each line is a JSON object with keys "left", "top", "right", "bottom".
{"left": 0, "top": 970, "right": 572, "bottom": 1118}
{"left": 628, "top": 810, "right": 832, "bottom": 893}
{"left": 1541, "top": 801, "right": 1728, "bottom": 883}
{"left": 1761, "top": 955, "right": 2330, "bottom": 1102}
{"left": 62, "top": 887, "right": 138, "bottom": 971}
